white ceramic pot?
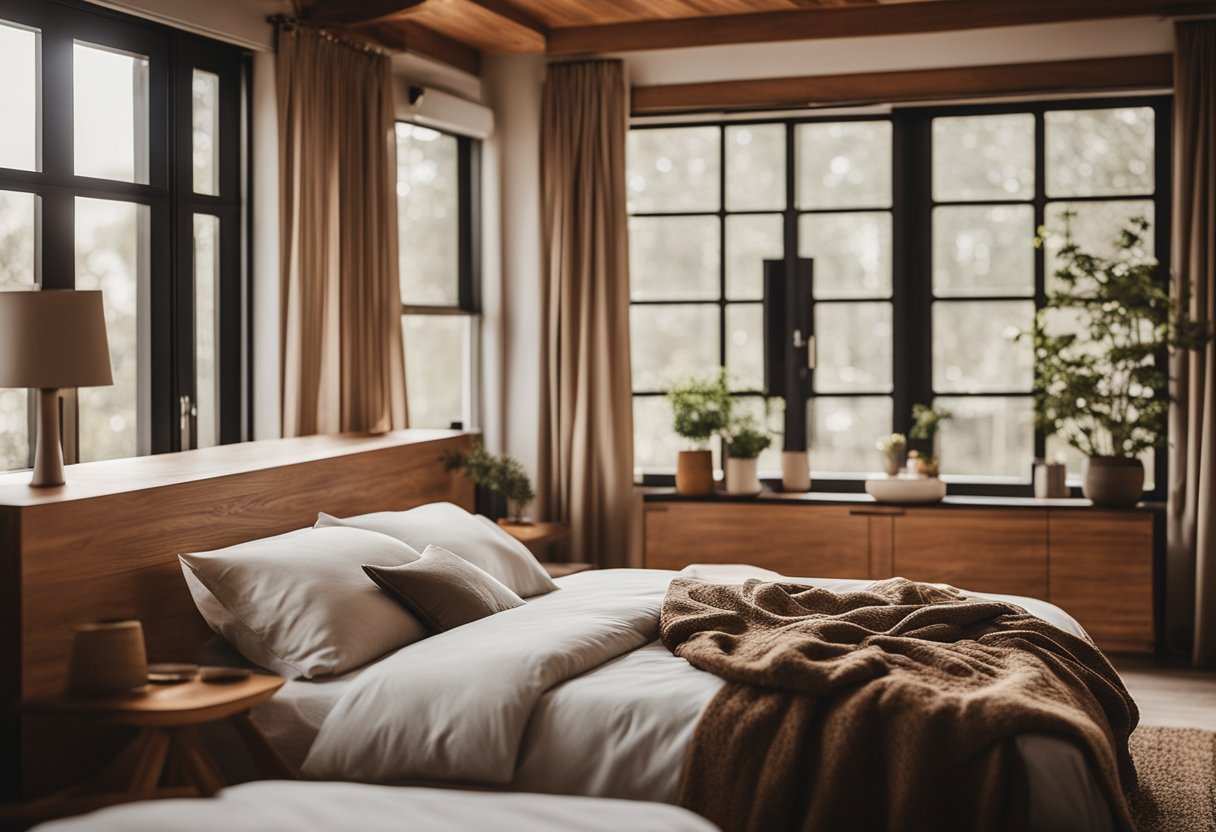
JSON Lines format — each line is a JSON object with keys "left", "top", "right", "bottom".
{"left": 725, "top": 457, "right": 762, "bottom": 495}
{"left": 781, "top": 450, "right": 811, "bottom": 492}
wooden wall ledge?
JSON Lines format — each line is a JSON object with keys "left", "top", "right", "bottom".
{"left": 630, "top": 54, "right": 1173, "bottom": 115}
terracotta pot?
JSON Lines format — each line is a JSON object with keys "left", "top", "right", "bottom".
{"left": 725, "top": 457, "right": 762, "bottom": 495}
{"left": 676, "top": 450, "right": 714, "bottom": 496}
{"left": 1082, "top": 456, "right": 1144, "bottom": 507}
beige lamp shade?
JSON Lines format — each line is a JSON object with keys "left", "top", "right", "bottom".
{"left": 0, "top": 289, "right": 113, "bottom": 389}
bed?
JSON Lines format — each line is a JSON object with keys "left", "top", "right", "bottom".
{"left": 31, "top": 780, "right": 720, "bottom": 832}
{"left": 238, "top": 566, "right": 1116, "bottom": 831}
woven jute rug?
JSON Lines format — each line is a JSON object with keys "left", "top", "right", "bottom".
{"left": 1129, "top": 725, "right": 1216, "bottom": 832}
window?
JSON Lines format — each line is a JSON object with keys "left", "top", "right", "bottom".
{"left": 0, "top": 0, "right": 248, "bottom": 473}
{"left": 396, "top": 123, "right": 480, "bottom": 429}
{"left": 627, "top": 97, "right": 1168, "bottom": 496}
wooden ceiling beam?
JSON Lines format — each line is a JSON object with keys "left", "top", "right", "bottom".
{"left": 549, "top": 0, "right": 1216, "bottom": 55}
{"left": 303, "top": 0, "right": 429, "bottom": 27}
{"left": 630, "top": 54, "right": 1173, "bottom": 114}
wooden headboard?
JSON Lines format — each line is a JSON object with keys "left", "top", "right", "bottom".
{"left": 0, "top": 430, "right": 474, "bottom": 796}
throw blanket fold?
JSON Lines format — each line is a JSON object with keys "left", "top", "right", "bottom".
{"left": 660, "top": 577, "right": 1139, "bottom": 832}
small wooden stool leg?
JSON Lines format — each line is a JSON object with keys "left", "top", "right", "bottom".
{"left": 126, "top": 729, "right": 172, "bottom": 798}
{"left": 171, "top": 727, "right": 227, "bottom": 797}
{"left": 230, "top": 711, "right": 297, "bottom": 780}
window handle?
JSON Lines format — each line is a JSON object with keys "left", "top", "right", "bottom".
{"left": 792, "top": 331, "right": 816, "bottom": 370}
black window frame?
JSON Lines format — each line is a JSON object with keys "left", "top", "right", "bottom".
{"left": 0, "top": 0, "right": 251, "bottom": 464}
{"left": 630, "top": 94, "right": 1171, "bottom": 500}
{"left": 396, "top": 121, "right": 482, "bottom": 429}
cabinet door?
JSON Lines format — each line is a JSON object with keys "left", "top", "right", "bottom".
{"left": 892, "top": 509, "right": 1048, "bottom": 598}
{"left": 1048, "top": 511, "right": 1153, "bottom": 653}
{"left": 644, "top": 503, "right": 870, "bottom": 578}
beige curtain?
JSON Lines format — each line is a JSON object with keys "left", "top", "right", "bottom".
{"left": 1167, "top": 20, "right": 1216, "bottom": 667}
{"left": 277, "top": 25, "right": 407, "bottom": 436}
{"left": 538, "top": 61, "right": 634, "bottom": 567}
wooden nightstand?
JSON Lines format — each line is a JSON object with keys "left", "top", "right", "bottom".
{"left": 497, "top": 520, "right": 572, "bottom": 548}
{"left": 19, "top": 674, "right": 292, "bottom": 814}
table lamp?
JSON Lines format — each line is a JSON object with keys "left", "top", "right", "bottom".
{"left": 0, "top": 289, "right": 113, "bottom": 487}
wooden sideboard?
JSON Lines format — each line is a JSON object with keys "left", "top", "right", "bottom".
{"left": 643, "top": 492, "right": 1160, "bottom": 655}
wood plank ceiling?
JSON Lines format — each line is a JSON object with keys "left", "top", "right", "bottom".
{"left": 300, "top": 0, "right": 1216, "bottom": 76}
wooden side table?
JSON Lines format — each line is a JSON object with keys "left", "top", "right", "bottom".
{"left": 19, "top": 674, "right": 292, "bottom": 815}
{"left": 497, "top": 520, "right": 593, "bottom": 578}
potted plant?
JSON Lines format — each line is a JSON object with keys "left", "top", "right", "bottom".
{"left": 441, "top": 443, "right": 535, "bottom": 523}
{"left": 1031, "top": 214, "right": 1209, "bottom": 507}
{"left": 909, "top": 403, "right": 951, "bottom": 477}
{"left": 875, "top": 433, "right": 907, "bottom": 476}
{"left": 723, "top": 417, "right": 772, "bottom": 495}
{"left": 667, "top": 371, "right": 732, "bottom": 495}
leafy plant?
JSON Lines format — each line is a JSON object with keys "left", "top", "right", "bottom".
{"left": 1029, "top": 214, "right": 1209, "bottom": 458}
{"left": 909, "top": 403, "right": 952, "bottom": 447}
{"left": 667, "top": 371, "right": 732, "bottom": 448}
{"left": 441, "top": 443, "right": 535, "bottom": 522}
{"left": 724, "top": 417, "right": 772, "bottom": 460}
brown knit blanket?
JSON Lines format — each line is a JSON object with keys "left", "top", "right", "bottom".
{"left": 660, "top": 577, "right": 1140, "bottom": 832}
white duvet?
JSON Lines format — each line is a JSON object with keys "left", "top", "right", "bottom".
{"left": 302, "top": 568, "right": 1116, "bottom": 831}
{"left": 33, "top": 781, "right": 719, "bottom": 832}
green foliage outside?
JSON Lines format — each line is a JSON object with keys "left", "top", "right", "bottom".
{"left": 1030, "top": 215, "right": 1209, "bottom": 458}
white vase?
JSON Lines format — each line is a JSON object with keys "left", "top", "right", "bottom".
{"left": 781, "top": 450, "right": 811, "bottom": 492}
{"left": 725, "top": 457, "right": 762, "bottom": 495}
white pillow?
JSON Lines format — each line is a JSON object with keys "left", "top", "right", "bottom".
{"left": 180, "top": 526, "right": 427, "bottom": 679}
{"left": 315, "top": 503, "right": 558, "bottom": 598}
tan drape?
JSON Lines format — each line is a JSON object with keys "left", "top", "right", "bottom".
{"left": 277, "top": 25, "right": 407, "bottom": 436}
{"left": 538, "top": 61, "right": 634, "bottom": 568}
{"left": 1167, "top": 20, "right": 1216, "bottom": 667}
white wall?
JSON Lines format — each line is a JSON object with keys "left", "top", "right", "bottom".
{"left": 85, "top": 0, "right": 284, "bottom": 51}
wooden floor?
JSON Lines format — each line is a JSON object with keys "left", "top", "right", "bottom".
{"left": 1113, "top": 656, "right": 1216, "bottom": 731}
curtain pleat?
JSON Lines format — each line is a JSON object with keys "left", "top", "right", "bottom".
{"left": 277, "top": 26, "right": 407, "bottom": 437}
{"left": 1167, "top": 20, "right": 1216, "bottom": 667}
{"left": 538, "top": 61, "right": 634, "bottom": 568}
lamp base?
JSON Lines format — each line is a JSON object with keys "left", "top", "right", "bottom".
{"left": 31, "top": 387, "right": 65, "bottom": 488}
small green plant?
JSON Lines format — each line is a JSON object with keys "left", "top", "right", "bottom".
{"left": 909, "top": 403, "right": 951, "bottom": 447}
{"left": 724, "top": 417, "right": 772, "bottom": 460}
{"left": 441, "top": 443, "right": 535, "bottom": 523}
{"left": 1029, "top": 214, "right": 1209, "bottom": 458}
{"left": 667, "top": 371, "right": 732, "bottom": 448}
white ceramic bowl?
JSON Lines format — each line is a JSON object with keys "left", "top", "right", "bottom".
{"left": 864, "top": 476, "right": 947, "bottom": 504}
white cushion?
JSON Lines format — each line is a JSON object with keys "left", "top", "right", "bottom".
{"left": 315, "top": 503, "right": 558, "bottom": 598}
{"left": 180, "top": 526, "right": 427, "bottom": 679}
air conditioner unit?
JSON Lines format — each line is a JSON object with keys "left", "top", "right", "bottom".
{"left": 394, "top": 81, "right": 494, "bottom": 139}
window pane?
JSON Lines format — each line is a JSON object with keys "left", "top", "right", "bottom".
{"left": 933, "top": 114, "right": 1034, "bottom": 201}
{"left": 1046, "top": 107, "right": 1154, "bottom": 198}
{"left": 1043, "top": 199, "right": 1155, "bottom": 294}
{"left": 0, "top": 389, "right": 28, "bottom": 472}
{"left": 932, "top": 205, "right": 1034, "bottom": 298}
{"left": 936, "top": 396, "right": 1034, "bottom": 481}
{"left": 627, "top": 127, "right": 720, "bottom": 213}
{"left": 630, "top": 304, "right": 719, "bottom": 393}
{"left": 192, "top": 70, "right": 220, "bottom": 195}
{"left": 725, "top": 214, "right": 781, "bottom": 300}
{"left": 800, "top": 211, "right": 892, "bottom": 299}
{"left": 726, "top": 124, "right": 784, "bottom": 211}
{"left": 633, "top": 395, "right": 720, "bottom": 473}
{"left": 0, "top": 21, "right": 37, "bottom": 171}
{"left": 796, "top": 121, "right": 891, "bottom": 209}
{"left": 630, "top": 216, "right": 719, "bottom": 301}
{"left": 733, "top": 395, "right": 784, "bottom": 473}
{"left": 194, "top": 214, "right": 219, "bottom": 449}
{"left": 76, "top": 197, "right": 147, "bottom": 463}
{"left": 403, "top": 314, "right": 469, "bottom": 428}
{"left": 808, "top": 396, "right": 892, "bottom": 475}
{"left": 74, "top": 43, "right": 149, "bottom": 183}
{"left": 726, "top": 304, "right": 763, "bottom": 391}
{"left": 932, "top": 301, "right": 1033, "bottom": 393}
{"left": 814, "top": 302, "right": 892, "bottom": 393}
{"left": 0, "top": 190, "right": 36, "bottom": 287}
{"left": 397, "top": 124, "right": 459, "bottom": 306}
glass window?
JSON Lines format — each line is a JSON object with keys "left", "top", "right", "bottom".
{"left": 630, "top": 216, "right": 719, "bottom": 301}
{"left": 725, "top": 124, "right": 784, "bottom": 211}
{"left": 0, "top": 389, "right": 29, "bottom": 472}
{"left": 932, "top": 205, "right": 1034, "bottom": 298}
{"left": 796, "top": 121, "right": 891, "bottom": 209}
{"left": 725, "top": 214, "right": 781, "bottom": 301}
{"left": 0, "top": 190, "right": 36, "bottom": 287}
{"left": 403, "top": 315, "right": 470, "bottom": 429}
{"left": 936, "top": 396, "right": 1035, "bottom": 479}
{"left": 630, "top": 304, "right": 719, "bottom": 393}
{"left": 933, "top": 114, "right": 1034, "bottom": 201}
{"left": 627, "top": 126, "right": 719, "bottom": 213}
{"left": 192, "top": 70, "right": 220, "bottom": 195}
{"left": 1045, "top": 107, "right": 1154, "bottom": 198}
{"left": 193, "top": 214, "right": 219, "bottom": 449}
{"left": 74, "top": 43, "right": 150, "bottom": 184}
{"left": 808, "top": 396, "right": 893, "bottom": 475}
{"left": 397, "top": 124, "right": 459, "bottom": 306}
{"left": 814, "top": 303, "right": 893, "bottom": 393}
{"left": 75, "top": 197, "right": 148, "bottom": 463}
{"left": 800, "top": 212, "right": 892, "bottom": 299}
{"left": 932, "top": 301, "right": 1034, "bottom": 393}
{"left": 0, "top": 21, "right": 38, "bottom": 172}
